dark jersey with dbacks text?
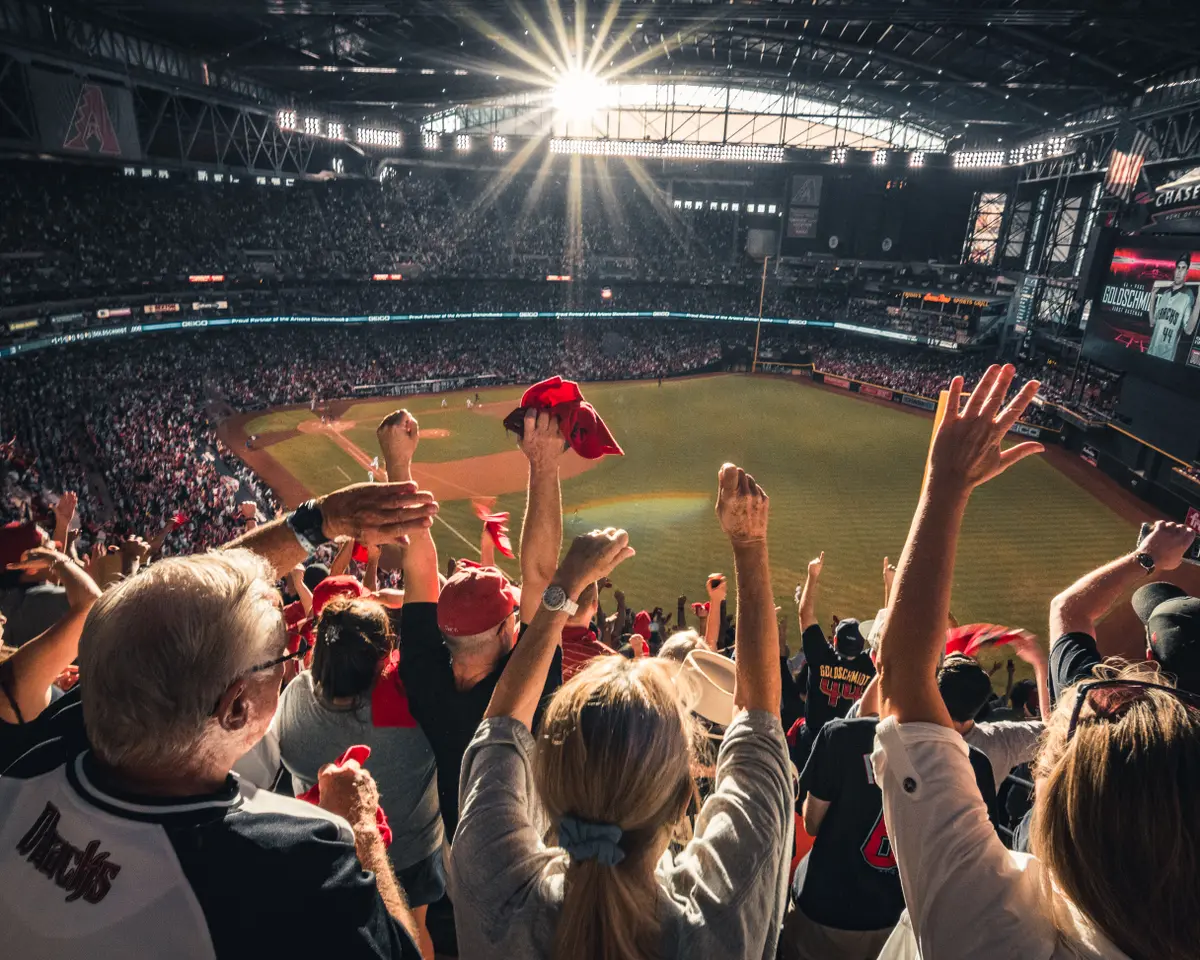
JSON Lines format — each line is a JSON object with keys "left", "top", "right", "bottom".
{"left": 801, "top": 625, "right": 875, "bottom": 734}
{"left": 0, "top": 688, "right": 420, "bottom": 960}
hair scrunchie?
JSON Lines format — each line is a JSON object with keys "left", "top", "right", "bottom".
{"left": 559, "top": 815, "right": 625, "bottom": 866}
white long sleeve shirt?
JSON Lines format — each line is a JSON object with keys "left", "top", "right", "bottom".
{"left": 870, "top": 718, "right": 1127, "bottom": 960}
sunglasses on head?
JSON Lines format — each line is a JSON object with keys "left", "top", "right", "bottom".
{"left": 1067, "top": 679, "right": 1200, "bottom": 741}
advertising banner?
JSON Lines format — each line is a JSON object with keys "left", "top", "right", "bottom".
{"left": 786, "top": 207, "right": 819, "bottom": 239}
{"left": 1009, "top": 422, "right": 1042, "bottom": 439}
{"left": 824, "top": 374, "right": 851, "bottom": 390}
{"left": 860, "top": 384, "right": 894, "bottom": 401}
{"left": 901, "top": 394, "right": 938, "bottom": 412}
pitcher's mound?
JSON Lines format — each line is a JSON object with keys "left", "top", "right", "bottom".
{"left": 422, "top": 428, "right": 451, "bottom": 439}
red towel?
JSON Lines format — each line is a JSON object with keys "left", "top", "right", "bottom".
{"left": 945, "top": 623, "right": 1024, "bottom": 658}
{"left": 503, "top": 376, "right": 623, "bottom": 460}
{"left": 473, "top": 503, "right": 515, "bottom": 559}
{"left": 371, "top": 650, "right": 418, "bottom": 728}
{"left": 297, "top": 744, "right": 393, "bottom": 846}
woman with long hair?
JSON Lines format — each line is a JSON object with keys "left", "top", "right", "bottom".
{"left": 276, "top": 594, "right": 443, "bottom": 958}
{"left": 873, "top": 364, "right": 1200, "bottom": 960}
{"left": 449, "top": 464, "right": 793, "bottom": 960}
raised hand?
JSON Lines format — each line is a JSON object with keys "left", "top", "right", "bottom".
{"left": 808, "top": 552, "right": 825, "bottom": 580}
{"left": 319, "top": 481, "right": 438, "bottom": 547}
{"left": 7, "top": 545, "right": 70, "bottom": 577}
{"left": 119, "top": 536, "right": 152, "bottom": 564}
{"left": 715, "top": 462, "right": 769, "bottom": 544}
{"left": 1139, "top": 520, "right": 1198, "bottom": 571}
{"left": 519, "top": 408, "right": 567, "bottom": 468}
{"left": 883, "top": 556, "right": 896, "bottom": 588}
{"left": 1008, "top": 630, "right": 1044, "bottom": 665}
{"left": 555, "top": 528, "right": 636, "bottom": 595}
{"left": 929, "top": 364, "right": 1043, "bottom": 493}
{"left": 54, "top": 491, "right": 78, "bottom": 528}
{"left": 706, "top": 573, "right": 728, "bottom": 603}
{"left": 376, "top": 409, "right": 419, "bottom": 475}
{"left": 238, "top": 501, "right": 258, "bottom": 520}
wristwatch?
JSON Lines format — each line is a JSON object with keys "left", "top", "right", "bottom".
{"left": 542, "top": 583, "right": 579, "bottom": 617}
{"left": 1135, "top": 552, "right": 1155, "bottom": 575}
{"left": 286, "top": 499, "right": 330, "bottom": 555}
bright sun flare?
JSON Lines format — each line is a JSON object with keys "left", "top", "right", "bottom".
{"left": 551, "top": 68, "right": 609, "bottom": 118}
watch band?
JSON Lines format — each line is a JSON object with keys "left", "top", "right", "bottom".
{"left": 542, "top": 584, "right": 579, "bottom": 617}
{"left": 286, "top": 499, "right": 329, "bottom": 555}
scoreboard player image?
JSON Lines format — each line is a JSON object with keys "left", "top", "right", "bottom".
{"left": 1146, "top": 253, "right": 1200, "bottom": 362}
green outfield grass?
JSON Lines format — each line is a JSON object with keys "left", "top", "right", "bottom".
{"left": 247, "top": 376, "right": 1137, "bottom": 662}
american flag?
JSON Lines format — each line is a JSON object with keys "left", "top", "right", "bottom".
{"left": 1104, "top": 125, "right": 1154, "bottom": 202}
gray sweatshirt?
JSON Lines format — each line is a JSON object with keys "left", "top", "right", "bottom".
{"left": 448, "top": 709, "right": 793, "bottom": 960}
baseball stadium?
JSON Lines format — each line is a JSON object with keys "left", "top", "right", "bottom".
{"left": 4, "top": 3, "right": 1200, "bottom": 958}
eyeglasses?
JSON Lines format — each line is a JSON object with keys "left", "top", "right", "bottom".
{"left": 1067, "top": 679, "right": 1200, "bottom": 741}
{"left": 248, "top": 637, "right": 311, "bottom": 674}
{"left": 210, "top": 638, "right": 311, "bottom": 715}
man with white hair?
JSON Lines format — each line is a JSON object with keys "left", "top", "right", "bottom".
{"left": 0, "top": 481, "right": 437, "bottom": 958}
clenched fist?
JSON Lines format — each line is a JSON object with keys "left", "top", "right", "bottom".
{"left": 376, "top": 409, "right": 419, "bottom": 476}
{"left": 554, "top": 528, "right": 636, "bottom": 597}
{"left": 716, "top": 463, "right": 769, "bottom": 545}
{"left": 317, "top": 758, "right": 380, "bottom": 832}
{"left": 519, "top": 408, "right": 567, "bottom": 469}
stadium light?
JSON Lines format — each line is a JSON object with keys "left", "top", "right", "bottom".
{"left": 455, "top": 134, "right": 471, "bottom": 153}
{"left": 422, "top": 131, "right": 439, "bottom": 150}
{"left": 552, "top": 68, "right": 609, "bottom": 118}
{"left": 356, "top": 128, "right": 402, "bottom": 148}
{"left": 492, "top": 134, "right": 508, "bottom": 152}
{"left": 953, "top": 150, "right": 1006, "bottom": 168}
{"left": 277, "top": 109, "right": 298, "bottom": 131}
{"left": 831, "top": 147, "right": 847, "bottom": 164}
{"left": 548, "top": 138, "right": 783, "bottom": 163}
{"left": 873, "top": 149, "right": 888, "bottom": 166}
{"left": 303, "top": 117, "right": 321, "bottom": 136}
{"left": 909, "top": 151, "right": 925, "bottom": 167}
{"left": 327, "top": 122, "right": 345, "bottom": 141}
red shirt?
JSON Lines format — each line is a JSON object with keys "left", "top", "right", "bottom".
{"left": 561, "top": 626, "right": 615, "bottom": 681}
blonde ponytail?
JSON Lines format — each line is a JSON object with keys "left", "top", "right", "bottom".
{"left": 535, "top": 656, "right": 697, "bottom": 960}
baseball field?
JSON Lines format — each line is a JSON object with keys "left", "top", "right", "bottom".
{"left": 222, "top": 373, "right": 1175, "bottom": 669}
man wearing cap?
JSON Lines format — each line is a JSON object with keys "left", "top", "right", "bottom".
{"left": 382, "top": 409, "right": 563, "bottom": 841}
{"left": 793, "top": 552, "right": 875, "bottom": 765}
{"left": 1049, "top": 520, "right": 1200, "bottom": 698}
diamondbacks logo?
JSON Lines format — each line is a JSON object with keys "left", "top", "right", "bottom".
{"left": 861, "top": 809, "right": 897, "bottom": 871}
{"left": 16, "top": 802, "right": 121, "bottom": 903}
{"left": 62, "top": 84, "right": 121, "bottom": 156}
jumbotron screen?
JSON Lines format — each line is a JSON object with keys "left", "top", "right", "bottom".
{"left": 1084, "top": 242, "right": 1200, "bottom": 385}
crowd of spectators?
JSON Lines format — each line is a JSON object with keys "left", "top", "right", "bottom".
{"left": 3, "top": 360, "right": 1198, "bottom": 960}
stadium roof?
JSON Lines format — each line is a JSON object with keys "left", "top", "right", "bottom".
{"left": 79, "top": 1, "right": 1200, "bottom": 144}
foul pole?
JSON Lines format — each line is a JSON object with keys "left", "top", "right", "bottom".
{"left": 752, "top": 255, "right": 770, "bottom": 373}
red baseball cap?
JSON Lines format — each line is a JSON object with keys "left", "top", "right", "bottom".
{"left": 312, "top": 575, "right": 371, "bottom": 618}
{"left": 437, "top": 564, "right": 521, "bottom": 638}
{"left": 0, "top": 521, "right": 46, "bottom": 570}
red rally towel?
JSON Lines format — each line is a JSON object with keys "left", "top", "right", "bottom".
{"left": 691, "top": 601, "right": 711, "bottom": 618}
{"left": 473, "top": 502, "right": 515, "bottom": 559}
{"left": 502, "top": 376, "right": 624, "bottom": 460}
{"left": 945, "top": 623, "right": 1025, "bottom": 658}
{"left": 297, "top": 744, "right": 393, "bottom": 846}
{"left": 371, "top": 650, "right": 418, "bottom": 728}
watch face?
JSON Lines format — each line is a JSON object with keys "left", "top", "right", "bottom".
{"left": 543, "top": 585, "right": 567, "bottom": 609}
